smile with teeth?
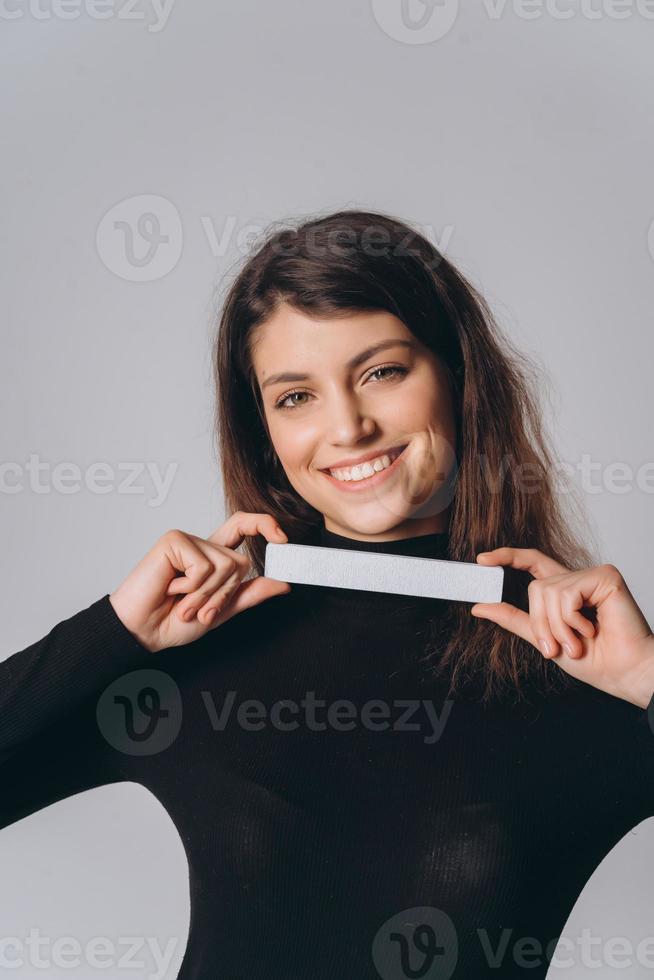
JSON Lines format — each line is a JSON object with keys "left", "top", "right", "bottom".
{"left": 327, "top": 446, "right": 406, "bottom": 482}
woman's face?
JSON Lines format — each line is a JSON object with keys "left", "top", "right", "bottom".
{"left": 250, "top": 303, "right": 458, "bottom": 542}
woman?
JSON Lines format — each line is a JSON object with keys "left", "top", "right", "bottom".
{"left": 2, "top": 209, "right": 653, "bottom": 979}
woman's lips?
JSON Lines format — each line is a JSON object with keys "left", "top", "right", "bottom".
{"left": 319, "top": 445, "right": 408, "bottom": 493}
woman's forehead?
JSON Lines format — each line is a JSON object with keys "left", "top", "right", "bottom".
{"left": 251, "top": 308, "right": 414, "bottom": 372}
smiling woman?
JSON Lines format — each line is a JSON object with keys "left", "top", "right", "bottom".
{"left": 4, "top": 207, "right": 653, "bottom": 980}
{"left": 249, "top": 305, "right": 457, "bottom": 538}
{"left": 213, "top": 208, "right": 596, "bottom": 703}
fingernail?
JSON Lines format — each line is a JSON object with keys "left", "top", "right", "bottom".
{"left": 563, "top": 643, "right": 573, "bottom": 657}
{"left": 183, "top": 607, "right": 195, "bottom": 621}
{"left": 205, "top": 608, "right": 216, "bottom": 623}
{"left": 539, "top": 638, "right": 552, "bottom": 657}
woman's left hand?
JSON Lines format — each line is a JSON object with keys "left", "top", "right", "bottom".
{"left": 470, "top": 548, "right": 654, "bottom": 708}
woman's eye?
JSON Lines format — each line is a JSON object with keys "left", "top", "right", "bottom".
{"left": 274, "top": 390, "right": 310, "bottom": 411}
{"left": 273, "top": 366, "right": 407, "bottom": 411}
{"left": 368, "top": 365, "right": 407, "bottom": 383}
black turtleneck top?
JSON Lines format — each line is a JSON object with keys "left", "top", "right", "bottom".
{"left": 2, "top": 525, "right": 654, "bottom": 979}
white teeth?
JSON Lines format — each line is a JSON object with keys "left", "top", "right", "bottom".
{"left": 329, "top": 449, "right": 402, "bottom": 482}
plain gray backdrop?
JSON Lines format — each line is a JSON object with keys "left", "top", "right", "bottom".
{"left": 1, "top": 0, "right": 653, "bottom": 976}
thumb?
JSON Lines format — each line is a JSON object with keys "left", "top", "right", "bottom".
{"left": 470, "top": 603, "right": 495, "bottom": 620}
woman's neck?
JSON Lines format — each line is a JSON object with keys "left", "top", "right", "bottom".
{"left": 317, "top": 523, "right": 450, "bottom": 561}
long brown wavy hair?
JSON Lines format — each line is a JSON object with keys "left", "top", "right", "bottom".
{"left": 211, "top": 208, "right": 599, "bottom": 704}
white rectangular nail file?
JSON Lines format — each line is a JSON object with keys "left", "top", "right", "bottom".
{"left": 264, "top": 543, "right": 504, "bottom": 604}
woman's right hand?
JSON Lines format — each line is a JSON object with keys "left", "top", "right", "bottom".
{"left": 109, "top": 513, "right": 291, "bottom": 653}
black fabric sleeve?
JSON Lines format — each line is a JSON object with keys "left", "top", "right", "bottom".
{"left": 636, "top": 691, "right": 654, "bottom": 733}
{"left": 0, "top": 594, "right": 153, "bottom": 832}
{"left": 630, "top": 688, "right": 654, "bottom": 820}
{"left": 587, "top": 682, "right": 654, "bottom": 833}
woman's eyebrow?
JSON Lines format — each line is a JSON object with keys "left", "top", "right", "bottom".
{"left": 260, "top": 339, "right": 417, "bottom": 390}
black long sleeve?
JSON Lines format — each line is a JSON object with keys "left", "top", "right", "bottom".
{"left": 0, "top": 594, "right": 152, "bottom": 828}
{"left": 2, "top": 530, "right": 654, "bottom": 979}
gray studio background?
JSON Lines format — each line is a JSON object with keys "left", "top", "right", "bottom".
{"left": 1, "top": 1, "right": 653, "bottom": 976}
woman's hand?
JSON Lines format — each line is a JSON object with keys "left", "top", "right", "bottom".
{"left": 470, "top": 548, "right": 654, "bottom": 708}
{"left": 109, "top": 513, "right": 291, "bottom": 654}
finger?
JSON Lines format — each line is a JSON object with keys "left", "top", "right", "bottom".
{"left": 160, "top": 532, "right": 215, "bottom": 598}
{"left": 164, "top": 537, "right": 245, "bottom": 597}
{"left": 207, "top": 575, "right": 292, "bottom": 627}
{"left": 175, "top": 540, "right": 250, "bottom": 621}
{"left": 164, "top": 541, "right": 246, "bottom": 597}
{"left": 543, "top": 587, "right": 583, "bottom": 659}
{"left": 167, "top": 577, "right": 194, "bottom": 597}
{"left": 192, "top": 514, "right": 290, "bottom": 626}
{"left": 575, "top": 563, "right": 620, "bottom": 606}
{"left": 477, "top": 547, "right": 568, "bottom": 580}
{"left": 195, "top": 569, "right": 251, "bottom": 626}
{"left": 526, "top": 581, "right": 560, "bottom": 659}
{"left": 166, "top": 545, "right": 236, "bottom": 597}
{"left": 560, "top": 585, "right": 597, "bottom": 640}
{"left": 570, "top": 564, "right": 652, "bottom": 642}
{"left": 179, "top": 566, "right": 243, "bottom": 623}
{"left": 470, "top": 601, "right": 536, "bottom": 647}
{"left": 207, "top": 512, "right": 288, "bottom": 551}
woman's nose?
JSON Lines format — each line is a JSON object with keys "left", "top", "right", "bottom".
{"left": 324, "top": 394, "right": 376, "bottom": 443}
